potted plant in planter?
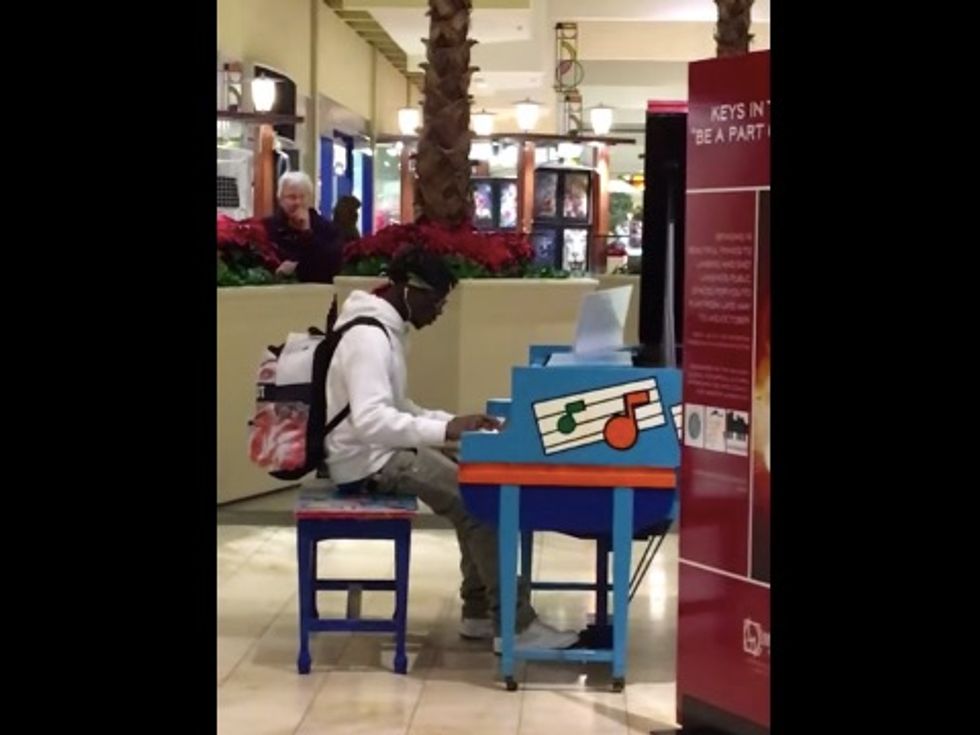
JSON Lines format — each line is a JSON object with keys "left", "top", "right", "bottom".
{"left": 605, "top": 243, "right": 629, "bottom": 274}
{"left": 344, "top": 0, "right": 567, "bottom": 281}
{"left": 342, "top": 221, "right": 568, "bottom": 279}
{"left": 217, "top": 214, "right": 295, "bottom": 287}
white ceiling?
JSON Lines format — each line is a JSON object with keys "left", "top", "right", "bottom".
{"left": 358, "top": 0, "right": 771, "bottom": 174}
{"left": 537, "top": 0, "right": 769, "bottom": 23}
{"left": 370, "top": 8, "right": 533, "bottom": 56}
{"left": 350, "top": 0, "right": 770, "bottom": 23}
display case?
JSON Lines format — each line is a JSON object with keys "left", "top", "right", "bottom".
{"left": 373, "top": 142, "right": 403, "bottom": 231}
{"left": 532, "top": 165, "right": 593, "bottom": 271}
{"left": 471, "top": 177, "right": 518, "bottom": 231}
{"left": 531, "top": 226, "right": 590, "bottom": 271}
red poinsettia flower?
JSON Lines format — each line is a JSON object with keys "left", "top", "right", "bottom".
{"left": 345, "top": 219, "right": 534, "bottom": 276}
{"left": 217, "top": 214, "right": 282, "bottom": 281}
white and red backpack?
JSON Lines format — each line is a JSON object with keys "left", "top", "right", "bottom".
{"left": 248, "top": 307, "right": 387, "bottom": 480}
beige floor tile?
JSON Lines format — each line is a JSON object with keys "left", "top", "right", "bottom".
{"left": 407, "top": 679, "right": 523, "bottom": 735}
{"left": 520, "top": 688, "right": 629, "bottom": 735}
{"left": 296, "top": 670, "right": 425, "bottom": 735}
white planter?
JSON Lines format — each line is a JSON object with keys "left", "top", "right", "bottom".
{"left": 605, "top": 254, "right": 629, "bottom": 274}
{"left": 215, "top": 275, "right": 637, "bottom": 504}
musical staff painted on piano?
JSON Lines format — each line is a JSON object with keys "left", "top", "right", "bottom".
{"left": 532, "top": 378, "right": 666, "bottom": 455}
{"left": 671, "top": 405, "right": 683, "bottom": 441}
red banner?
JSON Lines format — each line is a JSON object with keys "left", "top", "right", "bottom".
{"left": 678, "top": 50, "right": 770, "bottom": 731}
{"left": 686, "top": 51, "right": 770, "bottom": 191}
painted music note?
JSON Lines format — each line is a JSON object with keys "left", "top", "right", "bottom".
{"left": 556, "top": 400, "right": 586, "bottom": 434}
{"left": 532, "top": 378, "right": 665, "bottom": 455}
{"left": 602, "top": 390, "right": 651, "bottom": 450}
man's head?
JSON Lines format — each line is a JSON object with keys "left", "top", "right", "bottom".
{"left": 334, "top": 195, "right": 360, "bottom": 228}
{"left": 277, "top": 171, "right": 314, "bottom": 219}
{"left": 386, "top": 245, "right": 458, "bottom": 329}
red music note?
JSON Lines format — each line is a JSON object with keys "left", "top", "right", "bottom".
{"left": 603, "top": 390, "right": 650, "bottom": 450}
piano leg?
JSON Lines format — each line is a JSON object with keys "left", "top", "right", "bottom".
{"left": 595, "top": 536, "right": 610, "bottom": 627}
{"left": 499, "top": 483, "right": 521, "bottom": 691}
{"left": 611, "top": 486, "right": 634, "bottom": 691}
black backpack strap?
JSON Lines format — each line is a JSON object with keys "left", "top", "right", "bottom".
{"left": 323, "top": 316, "right": 390, "bottom": 437}
{"left": 325, "top": 294, "right": 339, "bottom": 334}
{"left": 334, "top": 315, "right": 389, "bottom": 339}
{"left": 325, "top": 405, "right": 351, "bottom": 435}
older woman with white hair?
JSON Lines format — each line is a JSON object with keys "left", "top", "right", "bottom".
{"left": 262, "top": 171, "right": 343, "bottom": 283}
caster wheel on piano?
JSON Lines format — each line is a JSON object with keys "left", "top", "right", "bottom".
{"left": 611, "top": 678, "right": 625, "bottom": 693}
{"left": 505, "top": 677, "right": 519, "bottom": 692}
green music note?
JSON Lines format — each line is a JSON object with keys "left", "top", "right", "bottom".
{"left": 557, "top": 400, "right": 586, "bottom": 434}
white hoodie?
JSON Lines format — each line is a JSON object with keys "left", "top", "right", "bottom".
{"left": 324, "top": 289, "right": 453, "bottom": 483}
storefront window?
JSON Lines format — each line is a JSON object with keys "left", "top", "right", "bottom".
{"left": 374, "top": 143, "right": 402, "bottom": 231}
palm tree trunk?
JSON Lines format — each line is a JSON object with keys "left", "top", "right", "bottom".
{"left": 415, "top": 0, "right": 476, "bottom": 227}
{"left": 715, "top": 0, "right": 755, "bottom": 58}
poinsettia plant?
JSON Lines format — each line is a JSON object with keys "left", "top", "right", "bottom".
{"left": 342, "top": 221, "right": 569, "bottom": 279}
{"left": 217, "top": 214, "right": 295, "bottom": 287}
{"left": 603, "top": 242, "right": 631, "bottom": 275}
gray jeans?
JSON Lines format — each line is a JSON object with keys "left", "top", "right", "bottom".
{"left": 371, "top": 447, "right": 536, "bottom": 632}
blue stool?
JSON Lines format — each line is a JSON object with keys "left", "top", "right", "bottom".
{"left": 294, "top": 489, "right": 418, "bottom": 675}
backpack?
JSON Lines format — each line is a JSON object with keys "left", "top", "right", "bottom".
{"left": 248, "top": 311, "right": 388, "bottom": 481}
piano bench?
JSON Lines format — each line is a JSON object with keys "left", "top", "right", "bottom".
{"left": 294, "top": 489, "right": 418, "bottom": 675}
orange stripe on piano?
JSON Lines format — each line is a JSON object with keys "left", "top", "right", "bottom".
{"left": 457, "top": 463, "right": 677, "bottom": 489}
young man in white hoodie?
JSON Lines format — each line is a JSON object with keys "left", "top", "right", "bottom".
{"left": 325, "top": 245, "right": 579, "bottom": 651}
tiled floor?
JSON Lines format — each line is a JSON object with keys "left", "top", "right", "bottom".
{"left": 218, "top": 525, "right": 679, "bottom": 734}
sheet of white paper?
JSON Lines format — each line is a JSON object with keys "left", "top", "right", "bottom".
{"left": 548, "top": 350, "right": 632, "bottom": 366}
{"left": 572, "top": 285, "right": 632, "bottom": 355}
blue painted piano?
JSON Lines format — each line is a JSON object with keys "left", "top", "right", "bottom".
{"left": 458, "top": 344, "right": 681, "bottom": 691}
